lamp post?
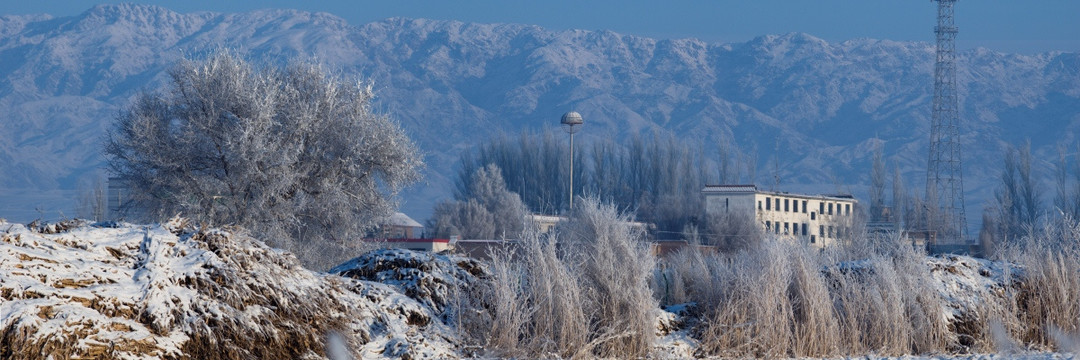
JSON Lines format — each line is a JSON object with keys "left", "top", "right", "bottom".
{"left": 561, "top": 111, "right": 583, "bottom": 212}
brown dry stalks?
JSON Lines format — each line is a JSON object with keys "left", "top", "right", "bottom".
{"left": 471, "top": 213, "right": 1080, "bottom": 358}
{"left": 475, "top": 198, "right": 656, "bottom": 359}
{"left": 696, "top": 240, "right": 841, "bottom": 358}
{"left": 683, "top": 233, "right": 954, "bottom": 358}
{"left": 563, "top": 198, "right": 657, "bottom": 358}
{"left": 996, "top": 219, "right": 1080, "bottom": 351}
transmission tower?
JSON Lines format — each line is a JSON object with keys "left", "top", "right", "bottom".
{"left": 925, "top": 0, "right": 967, "bottom": 242}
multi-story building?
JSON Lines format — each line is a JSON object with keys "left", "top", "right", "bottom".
{"left": 702, "top": 184, "right": 859, "bottom": 248}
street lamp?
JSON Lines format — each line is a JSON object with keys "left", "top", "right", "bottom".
{"left": 561, "top": 111, "right": 583, "bottom": 212}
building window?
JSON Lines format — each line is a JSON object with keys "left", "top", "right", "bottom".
{"left": 758, "top": 201, "right": 762, "bottom": 210}
{"left": 828, "top": 203, "right": 833, "bottom": 215}
{"left": 820, "top": 225, "right": 825, "bottom": 237}
{"left": 776, "top": 224, "right": 780, "bottom": 234}
{"left": 802, "top": 200, "right": 808, "bottom": 213}
{"left": 784, "top": 199, "right": 790, "bottom": 212}
{"left": 766, "top": 197, "right": 771, "bottom": 210}
{"left": 811, "top": 235, "right": 817, "bottom": 244}
{"left": 792, "top": 199, "right": 797, "bottom": 213}
{"left": 766, "top": 221, "right": 771, "bottom": 231}
{"left": 802, "top": 223, "right": 808, "bottom": 236}
{"left": 819, "top": 202, "right": 825, "bottom": 214}
{"left": 784, "top": 222, "right": 790, "bottom": 234}
{"left": 775, "top": 198, "right": 780, "bottom": 211}
{"left": 810, "top": 212, "right": 816, "bottom": 220}
{"left": 828, "top": 226, "right": 834, "bottom": 237}
{"left": 846, "top": 204, "right": 851, "bottom": 216}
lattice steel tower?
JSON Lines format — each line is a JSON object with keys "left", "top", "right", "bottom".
{"left": 925, "top": 0, "right": 967, "bottom": 241}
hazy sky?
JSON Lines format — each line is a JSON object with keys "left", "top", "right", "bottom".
{"left": 1, "top": 1, "right": 1077, "bottom": 54}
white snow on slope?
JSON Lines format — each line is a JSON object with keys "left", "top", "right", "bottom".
{"left": 0, "top": 218, "right": 461, "bottom": 359}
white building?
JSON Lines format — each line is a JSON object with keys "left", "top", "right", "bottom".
{"left": 703, "top": 185, "right": 859, "bottom": 248}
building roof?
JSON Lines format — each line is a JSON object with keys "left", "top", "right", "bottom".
{"left": 386, "top": 212, "right": 423, "bottom": 228}
{"left": 703, "top": 184, "right": 857, "bottom": 203}
{"left": 702, "top": 184, "right": 757, "bottom": 193}
{"left": 365, "top": 238, "right": 449, "bottom": 244}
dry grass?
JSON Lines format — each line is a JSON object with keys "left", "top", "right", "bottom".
{"left": 994, "top": 218, "right": 1080, "bottom": 351}
{"left": 695, "top": 240, "right": 844, "bottom": 358}
{"left": 661, "top": 233, "right": 955, "bottom": 358}
{"left": 471, "top": 198, "right": 657, "bottom": 359}
{"left": 656, "top": 219, "right": 1080, "bottom": 358}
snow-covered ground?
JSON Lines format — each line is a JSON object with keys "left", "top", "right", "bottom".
{"left": 0, "top": 218, "right": 461, "bottom": 359}
{"left": 1, "top": 219, "right": 1075, "bottom": 359}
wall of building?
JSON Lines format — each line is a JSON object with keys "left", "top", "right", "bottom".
{"left": 368, "top": 238, "right": 451, "bottom": 252}
{"left": 704, "top": 186, "right": 857, "bottom": 248}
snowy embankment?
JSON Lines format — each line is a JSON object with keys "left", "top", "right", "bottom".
{"left": 2, "top": 218, "right": 1075, "bottom": 359}
{"left": 0, "top": 218, "right": 461, "bottom": 359}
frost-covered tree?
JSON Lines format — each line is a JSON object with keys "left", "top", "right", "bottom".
{"left": 104, "top": 51, "right": 422, "bottom": 253}
{"left": 988, "top": 141, "right": 1042, "bottom": 242}
{"left": 1053, "top": 144, "right": 1080, "bottom": 221}
{"left": 75, "top": 176, "right": 107, "bottom": 221}
{"left": 456, "top": 132, "right": 711, "bottom": 237}
{"left": 869, "top": 142, "right": 886, "bottom": 222}
{"left": 431, "top": 164, "right": 526, "bottom": 239}
{"left": 430, "top": 199, "right": 495, "bottom": 240}
{"left": 705, "top": 212, "right": 762, "bottom": 252}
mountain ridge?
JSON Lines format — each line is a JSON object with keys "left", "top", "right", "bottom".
{"left": 1, "top": 4, "right": 1078, "bottom": 225}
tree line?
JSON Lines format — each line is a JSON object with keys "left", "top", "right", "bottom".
{"left": 439, "top": 131, "right": 715, "bottom": 238}
{"left": 979, "top": 140, "right": 1080, "bottom": 251}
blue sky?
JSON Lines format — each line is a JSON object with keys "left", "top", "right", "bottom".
{"left": 1, "top": 1, "right": 1077, "bottom": 54}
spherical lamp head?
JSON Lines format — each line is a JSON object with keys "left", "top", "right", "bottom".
{"left": 561, "top": 111, "right": 583, "bottom": 133}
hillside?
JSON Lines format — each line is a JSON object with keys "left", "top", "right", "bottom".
{"left": 1, "top": 4, "right": 1078, "bottom": 223}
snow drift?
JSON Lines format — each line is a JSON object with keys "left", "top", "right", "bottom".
{"left": 0, "top": 218, "right": 461, "bottom": 359}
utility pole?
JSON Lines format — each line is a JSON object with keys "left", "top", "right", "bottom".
{"left": 561, "top": 111, "right": 584, "bottom": 212}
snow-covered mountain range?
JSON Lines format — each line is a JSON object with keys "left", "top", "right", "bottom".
{"left": 1, "top": 4, "right": 1078, "bottom": 223}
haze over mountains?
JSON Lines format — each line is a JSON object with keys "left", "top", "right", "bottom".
{"left": 1, "top": 4, "right": 1078, "bottom": 224}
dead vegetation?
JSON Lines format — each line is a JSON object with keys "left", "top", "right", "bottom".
{"left": 458, "top": 198, "right": 659, "bottom": 359}
{"left": 654, "top": 225, "right": 1080, "bottom": 358}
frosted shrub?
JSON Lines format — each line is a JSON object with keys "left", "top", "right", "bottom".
{"left": 474, "top": 211, "right": 1080, "bottom": 357}
{"left": 479, "top": 229, "right": 588, "bottom": 358}
{"left": 996, "top": 217, "right": 1080, "bottom": 350}
{"left": 824, "top": 232, "right": 953, "bottom": 354}
{"left": 675, "top": 231, "right": 953, "bottom": 358}
{"left": 697, "top": 239, "right": 839, "bottom": 358}
{"left": 562, "top": 198, "right": 658, "bottom": 358}
{"left": 654, "top": 245, "right": 710, "bottom": 306}
{"left": 476, "top": 198, "right": 657, "bottom": 359}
